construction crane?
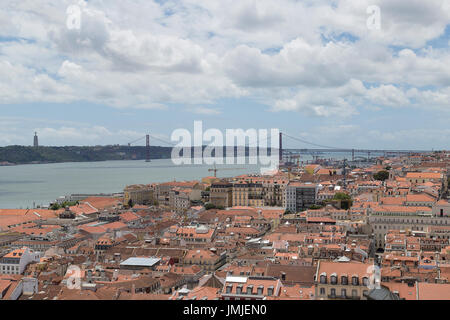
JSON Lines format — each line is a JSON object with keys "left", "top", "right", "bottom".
{"left": 208, "top": 164, "right": 244, "bottom": 178}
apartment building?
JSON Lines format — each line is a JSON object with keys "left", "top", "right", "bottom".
{"left": 405, "top": 172, "right": 443, "bottom": 184}
{"left": 262, "top": 181, "right": 286, "bottom": 207}
{"left": 231, "top": 176, "right": 287, "bottom": 207}
{"left": 232, "top": 182, "right": 264, "bottom": 207}
{"left": 285, "top": 182, "right": 318, "bottom": 213}
{"left": 221, "top": 276, "right": 282, "bottom": 300}
{"left": 209, "top": 182, "right": 233, "bottom": 208}
{"left": 174, "top": 225, "right": 216, "bottom": 243}
{"left": 315, "top": 261, "right": 375, "bottom": 300}
{"left": 156, "top": 181, "right": 202, "bottom": 207}
{"left": 170, "top": 189, "right": 191, "bottom": 213}
{"left": 183, "top": 249, "right": 226, "bottom": 272}
{"left": 432, "top": 200, "right": 450, "bottom": 217}
{"left": 368, "top": 205, "right": 450, "bottom": 248}
{"left": 0, "top": 247, "right": 40, "bottom": 275}
{"left": 405, "top": 194, "right": 436, "bottom": 207}
{"left": 124, "top": 184, "right": 154, "bottom": 205}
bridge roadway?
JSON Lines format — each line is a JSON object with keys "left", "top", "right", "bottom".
{"left": 284, "top": 148, "right": 431, "bottom": 154}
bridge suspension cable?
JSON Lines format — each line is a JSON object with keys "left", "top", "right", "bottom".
{"left": 126, "top": 134, "right": 176, "bottom": 147}
{"left": 282, "top": 132, "right": 345, "bottom": 150}
{"left": 127, "top": 136, "right": 146, "bottom": 146}
{"left": 148, "top": 134, "right": 177, "bottom": 147}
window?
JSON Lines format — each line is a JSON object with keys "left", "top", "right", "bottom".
{"left": 341, "top": 289, "right": 347, "bottom": 298}
{"left": 257, "top": 286, "right": 264, "bottom": 295}
{"left": 247, "top": 285, "right": 253, "bottom": 295}
{"left": 330, "top": 274, "right": 337, "bottom": 285}
{"left": 320, "top": 288, "right": 325, "bottom": 295}
{"left": 226, "top": 285, "right": 232, "bottom": 294}
{"left": 362, "top": 277, "right": 369, "bottom": 286}
{"left": 341, "top": 276, "right": 348, "bottom": 285}
{"left": 320, "top": 273, "right": 327, "bottom": 284}
{"left": 352, "top": 289, "right": 358, "bottom": 297}
{"left": 236, "top": 285, "right": 243, "bottom": 294}
{"left": 267, "top": 286, "right": 274, "bottom": 296}
{"left": 352, "top": 276, "right": 359, "bottom": 286}
{"left": 330, "top": 288, "right": 336, "bottom": 297}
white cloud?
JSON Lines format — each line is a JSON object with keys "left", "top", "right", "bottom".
{"left": 190, "top": 106, "right": 222, "bottom": 115}
{"left": 366, "top": 84, "right": 409, "bottom": 107}
{"left": 0, "top": 0, "right": 449, "bottom": 124}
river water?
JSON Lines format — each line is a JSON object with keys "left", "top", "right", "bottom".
{"left": 0, "top": 159, "right": 264, "bottom": 209}
{"left": 0, "top": 151, "right": 371, "bottom": 209}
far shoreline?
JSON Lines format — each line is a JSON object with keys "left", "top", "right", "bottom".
{"left": 0, "top": 158, "right": 172, "bottom": 167}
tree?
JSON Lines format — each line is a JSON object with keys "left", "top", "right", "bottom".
{"left": 50, "top": 203, "right": 61, "bottom": 210}
{"left": 333, "top": 192, "right": 352, "bottom": 201}
{"left": 309, "top": 204, "right": 323, "bottom": 210}
{"left": 373, "top": 170, "right": 389, "bottom": 181}
{"left": 333, "top": 192, "right": 352, "bottom": 210}
{"left": 204, "top": 203, "right": 216, "bottom": 210}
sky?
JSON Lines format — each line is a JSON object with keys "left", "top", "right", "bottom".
{"left": 0, "top": 0, "right": 449, "bottom": 150}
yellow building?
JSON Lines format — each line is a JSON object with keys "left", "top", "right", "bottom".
{"left": 405, "top": 172, "right": 443, "bottom": 184}
{"left": 124, "top": 184, "right": 154, "bottom": 206}
{"left": 315, "top": 260, "right": 374, "bottom": 300}
{"left": 232, "top": 182, "right": 264, "bottom": 207}
{"left": 210, "top": 181, "right": 233, "bottom": 208}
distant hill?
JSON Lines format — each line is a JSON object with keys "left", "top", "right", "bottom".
{"left": 0, "top": 145, "right": 277, "bottom": 165}
{"left": 0, "top": 145, "right": 173, "bottom": 164}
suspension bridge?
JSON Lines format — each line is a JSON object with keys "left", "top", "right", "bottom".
{"left": 124, "top": 132, "right": 433, "bottom": 163}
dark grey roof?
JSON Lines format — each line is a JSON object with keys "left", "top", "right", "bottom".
{"left": 364, "top": 286, "right": 402, "bottom": 300}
